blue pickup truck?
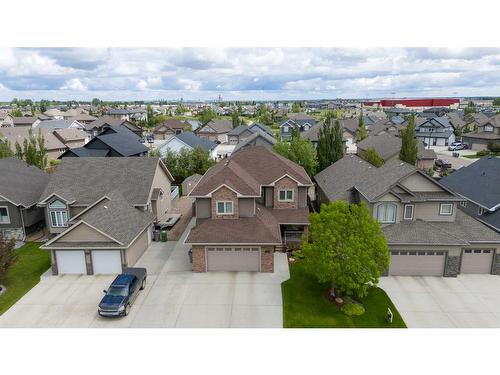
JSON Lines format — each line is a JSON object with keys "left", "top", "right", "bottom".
{"left": 98, "top": 267, "right": 147, "bottom": 317}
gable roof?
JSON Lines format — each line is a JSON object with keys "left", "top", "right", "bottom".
{"left": 227, "top": 124, "right": 251, "bottom": 136}
{"left": 481, "top": 113, "right": 500, "bottom": 128}
{"left": 440, "top": 156, "right": 500, "bottom": 210}
{"left": 0, "top": 127, "right": 67, "bottom": 151}
{"left": 59, "top": 147, "right": 109, "bottom": 158}
{"left": 201, "top": 119, "right": 233, "bottom": 134}
{"left": 357, "top": 133, "right": 436, "bottom": 161}
{"left": 53, "top": 128, "right": 88, "bottom": 142}
{"left": 175, "top": 131, "right": 216, "bottom": 151}
{"left": 91, "top": 126, "right": 148, "bottom": 156}
{"left": 287, "top": 112, "right": 315, "bottom": 121}
{"left": 85, "top": 115, "right": 129, "bottom": 131}
{"left": 40, "top": 157, "right": 171, "bottom": 206}
{"left": 12, "top": 116, "right": 38, "bottom": 125}
{"left": 190, "top": 145, "right": 312, "bottom": 197}
{"left": 248, "top": 122, "right": 274, "bottom": 137}
{"left": 0, "top": 157, "right": 49, "bottom": 207}
{"left": 314, "top": 154, "right": 424, "bottom": 202}
{"left": 232, "top": 131, "right": 276, "bottom": 153}
{"left": 37, "top": 119, "right": 82, "bottom": 131}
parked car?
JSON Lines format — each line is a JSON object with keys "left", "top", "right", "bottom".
{"left": 98, "top": 267, "right": 147, "bottom": 317}
{"left": 435, "top": 159, "right": 452, "bottom": 169}
{"left": 146, "top": 133, "right": 154, "bottom": 143}
{"left": 448, "top": 142, "right": 467, "bottom": 151}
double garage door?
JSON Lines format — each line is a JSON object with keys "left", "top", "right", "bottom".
{"left": 206, "top": 247, "right": 260, "bottom": 272}
{"left": 55, "top": 250, "right": 122, "bottom": 275}
{"left": 388, "top": 249, "right": 495, "bottom": 276}
{"left": 389, "top": 250, "right": 446, "bottom": 276}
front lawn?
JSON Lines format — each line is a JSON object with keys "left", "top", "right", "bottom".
{"left": 282, "top": 261, "right": 406, "bottom": 328}
{"left": 0, "top": 242, "right": 51, "bottom": 315}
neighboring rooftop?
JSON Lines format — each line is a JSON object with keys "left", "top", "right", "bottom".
{"left": 175, "top": 131, "right": 216, "bottom": 151}
{"left": 0, "top": 157, "right": 50, "bottom": 207}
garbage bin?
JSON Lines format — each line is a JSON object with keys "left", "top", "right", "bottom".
{"left": 153, "top": 230, "right": 160, "bottom": 242}
{"left": 188, "top": 248, "right": 193, "bottom": 263}
{"left": 160, "top": 229, "right": 168, "bottom": 242}
{"left": 452, "top": 152, "right": 459, "bottom": 158}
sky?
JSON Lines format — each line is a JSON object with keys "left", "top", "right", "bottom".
{"left": 0, "top": 47, "right": 499, "bottom": 102}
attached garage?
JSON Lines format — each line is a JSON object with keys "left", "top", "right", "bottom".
{"left": 461, "top": 249, "right": 494, "bottom": 274}
{"left": 55, "top": 251, "right": 86, "bottom": 274}
{"left": 388, "top": 250, "right": 446, "bottom": 276}
{"left": 206, "top": 247, "right": 260, "bottom": 272}
{"left": 91, "top": 250, "right": 123, "bottom": 274}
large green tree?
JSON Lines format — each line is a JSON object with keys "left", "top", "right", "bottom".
{"left": 198, "top": 107, "right": 217, "bottom": 125}
{"left": 162, "top": 146, "right": 216, "bottom": 183}
{"left": 302, "top": 201, "right": 389, "bottom": 299}
{"left": 0, "top": 140, "right": 13, "bottom": 158}
{"left": 360, "top": 147, "right": 384, "bottom": 167}
{"left": 493, "top": 98, "right": 500, "bottom": 107}
{"left": 273, "top": 127, "right": 318, "bottom": 176}
{"left": 358, "top": 114, "right": 368, "bottom": 141}
{"left": 291, "top": 102, "right": 302, "bottom": 113}
{"left": 231, "top": 110, "right": 241, "bottom": 129}
{"left": 14, "top": 129, "right": 48, "bottom": 170}
{"left": 317, "top": 116, "right": 343, "bottom": 171}
{"left": 399, "top": 114, "right": 418, "bottom": 165}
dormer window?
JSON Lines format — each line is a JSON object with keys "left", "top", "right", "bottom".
{"left": 216, "top": 201, "right": 233, "bottom": 215}
{"left": 377, "top": 203, "right": 396, "bottom": 223}
{"left": 49, "top": 199, "right": 68, "bottom": 227}
{"left": 278, "top": 190, "right": 294, "bottom": 202}
{"left": 283, "top": 125, "right": 289, "bottom": 132}
{"left": 484, "top": 124, "right": 493, "bottom": 132}
{"left": 439, "top": 203, "right": 453, "bottom": 216}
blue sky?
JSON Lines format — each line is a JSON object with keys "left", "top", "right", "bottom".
{"left": 0, "top": 47, "right": 499, "bottom": 101}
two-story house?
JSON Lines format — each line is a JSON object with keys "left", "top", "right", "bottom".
{"left": 462, "top": 113, "right": 500, "bottom": 151}
{"left": 0, "top": 158, "right": 49, "bottom": 240}
{"left": 415, "top": 116, "right": 455, "bottom": 147}
{"left": 314, "top": 155, "right": 500, "bottom": 277}
{"left": 185, "top": 145, "right": 313, "bottom": 272}
{"left": 279, "top": 113, "right": 317, "bottom": 140}
{"left": 38, "top": 157, "right": 174, "bottom": 275}
{"left": 441, "top": 156, "right": 500, "bottom": 233}
{"left": 195, "top": 119, "right": 233, "bottom": 143}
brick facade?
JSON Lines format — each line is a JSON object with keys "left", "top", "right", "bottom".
{"left": 274, "top": 176, "right": 298, "bottom": 209}
{"left": 192, "top": 245, "right": 206, "bottom": 272}
{"left": 211, "top": 186, "right": 239, "bottom": 219}
{"left": 260, "top": 245, "right": 275, "bottom": 272}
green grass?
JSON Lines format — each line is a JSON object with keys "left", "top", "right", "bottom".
{"left": 0, "top": 242, "right": 51, "bottom": 315}
{"left": 462, "top": 154, "right": 482, "bottom": 159}
{"left": 282, "top": 261, "right": 406, "bottom": 328}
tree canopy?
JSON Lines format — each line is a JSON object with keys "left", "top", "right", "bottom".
{"left": 399, "top": 113, "right": 418, "bottom": 165}
{"left": 198, "top": 107, "right": 217, "bottom": 125}
{"left": 0, "top": 140, "right": 13, "bottom": 158}
{"left": 302, "top": 201, "right": 389, "bottom": 299}
{"left": 358, "top": 114, "right": 368, "bottom": 141}
{"left": 14, "top": 129, "right": 48, "bottom": 170}
{"left": 162, "top": 146, "right": 216, "bottom": 183}
{"left": 360, "top": 147, "right": 384, "bottom": 167}
{"left": 273, "top": 127, "right": 318, "bottom": 176}
{"left": 317, "top": 115, "right": 344, "bottom": 171}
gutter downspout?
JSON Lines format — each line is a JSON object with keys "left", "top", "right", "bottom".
{"left": 19, "top": 206, "right": 26, "bottom": 241}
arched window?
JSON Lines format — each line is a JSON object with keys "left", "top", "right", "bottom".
{"left": 377, "top": 203, "right": 397, "bottom": 223}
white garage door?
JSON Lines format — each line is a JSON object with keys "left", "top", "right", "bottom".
{"left": 92, "top": 250, "right": 122, "bottom": 274}
{"left": 206, "top": 247, "right": 260, "bottom": 272}
{"left": 389, "top": 250, "right": 446, "bottom": 276}
{"left": 461, "top": 249, "right": 493, "bottom": 274}
{"left": 56, "top": 251, "right": 86, "bottom": 274}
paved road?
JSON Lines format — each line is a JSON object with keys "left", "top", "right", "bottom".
{"left": 0, "top": 218, "right": 289, "bottom": 328}
{"left": 380, "top": 275, "right": 500, "bottom": 328}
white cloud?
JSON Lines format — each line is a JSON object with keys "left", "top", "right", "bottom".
{"left": 60, "top": 78, "right": 87, "bottom": 91}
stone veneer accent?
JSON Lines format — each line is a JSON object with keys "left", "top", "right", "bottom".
{"left": 260, "top": 245, "right": 275, "bottom": 273}
{"left": 493, "top": 253, "right": 500, "bottom": 275}
{"left": 211, "top": 186, "right": 238, "bottom": 219}
{"left": 444, "top": 255, "right": 460, "bottom": 277}
{"left": 274, "top": 176, "right": 298, "bottom": 209}
{"left": 191, "top": 245, "right": 206, "bottom": 272}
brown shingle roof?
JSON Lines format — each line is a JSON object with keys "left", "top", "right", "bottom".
{"left": 190, "top": 145, "right": 312, "bottom": 197}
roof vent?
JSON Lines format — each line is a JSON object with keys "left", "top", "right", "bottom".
{"left": 103, "top": 205, "right": 108, "bottom": 209}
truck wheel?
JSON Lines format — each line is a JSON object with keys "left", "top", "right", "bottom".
{"left": 124, "top": 304, "right": 131, "bottom": 316}
{"left": 140, "top": 278, "right": 146, "bottom": 290}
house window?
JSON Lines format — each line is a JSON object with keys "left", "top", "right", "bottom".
{"left": 283, "top": 125, "right": 289, "bottom": 132}
{"left": 478, "top": 207, "right": 484, "bottom": 216}
{"left": 278, "top": 190, "right": 294, "bottom": 202}
{"left": 0, "top": 207, "right": 10, "bottom": 224}
{"left": 460, "top": 201, "right": 467, "bottom": 208}
{"left": 377, "top": 203, "right": 397, "bottom": 223}
{"left": 403, "top": 204, "right": 414, "bottom": 220}
{"left": 216, "top": 201, "right": 233, "bottom": 215}
{"left": 49, "top": 200, "right": 66, "bottom": 209}
{"left": 50, "top": 210, "right": 68, "bottom": 227}
{"left": 484, "top": 124, "right": 494, "bottom": 132}
{"left": 439, "top": 203, "right": 453, "bottom": 216}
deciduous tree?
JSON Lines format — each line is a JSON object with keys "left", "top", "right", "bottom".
{"left": 360, "top": 147, "right": 384, "bottom": 167}
{"left": 317, "top": 115, "right": 343, "bottom": 171}
{"left": 273, "top": 127, "right": 317, "bottom": 176}
{"left": 302, "top": 201, "right": 389, "bottom": 299}
{"left": 399, "top": 113, "right": 418, "bottom": 165}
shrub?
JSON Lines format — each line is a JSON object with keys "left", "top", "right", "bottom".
{"left": 341, "top": 300, "right": 365, "bottom": 316}
{"left": 487, "top": 142, "right": 500, "bottom": 153}
{"left": 477, "top": 149, "right": 491, "bottom": 157}
{"left": 291, "top": 250, "right": 305, "bottom": 260}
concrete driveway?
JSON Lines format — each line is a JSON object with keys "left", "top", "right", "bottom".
{"left": 0, "top": 218, "right": 288, "bottom": 328}
{"left": 379, "top": 275, "right": 500, "bottom": 328}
